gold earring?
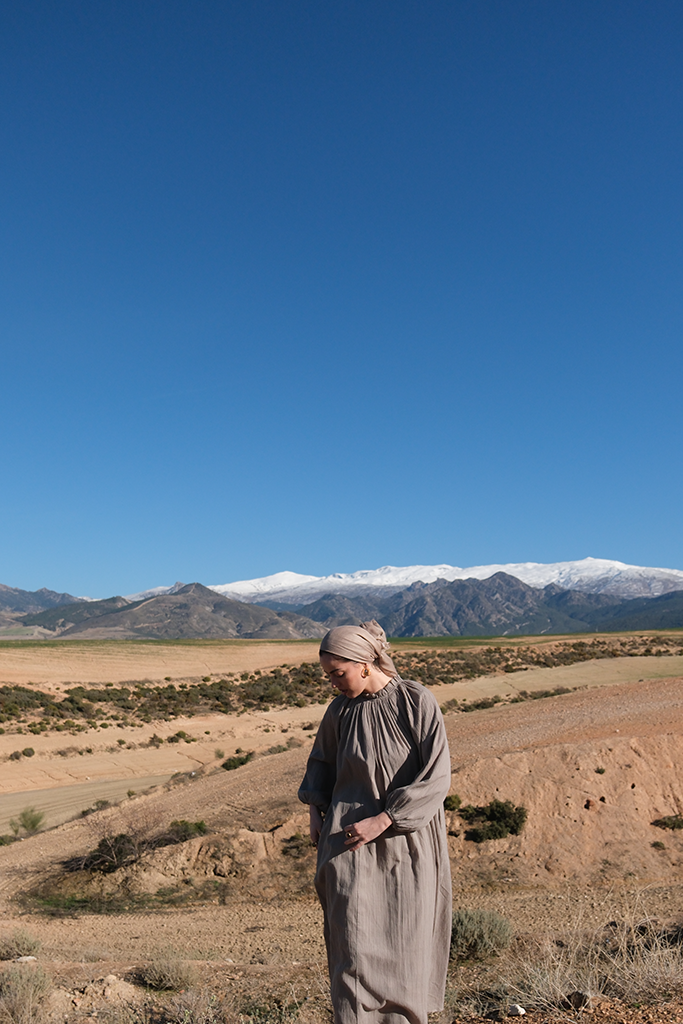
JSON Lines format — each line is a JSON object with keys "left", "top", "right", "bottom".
{"left": 361, "top": 667, "right": 369, "bottom": 678}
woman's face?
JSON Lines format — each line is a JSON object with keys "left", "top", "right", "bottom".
{"left": 320, "top": 653, "right": 368, "bottom": 699}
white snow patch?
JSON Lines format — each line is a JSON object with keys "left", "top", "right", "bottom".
{"left": 207, "top": 557, "right": 683, "bottom": 604}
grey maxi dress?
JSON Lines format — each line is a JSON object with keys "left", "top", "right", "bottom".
{"left": 298, "top": 677, "right": 452, "bottom": 1024}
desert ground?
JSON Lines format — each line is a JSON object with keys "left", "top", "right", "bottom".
{"left": 2, "top": 637, "right": 683, "bottom": 1023}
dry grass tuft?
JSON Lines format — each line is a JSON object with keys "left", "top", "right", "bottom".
{"left": 171, "top": 987, "right": 236, "bottom": 1024}
{"left": 0, "top": 931, "right": 41, "bottom": 962}
{"left": 503, "top": 909, "right": 683, "bottom": 1014}
{"left": 450, "top": 909, "right": 512, "bottom": 961}
{"left": 0, "top": 964, "right": 51, "bottom": 1024}
{"left": 137, "top": 958, "right": 197, "bottom": 992}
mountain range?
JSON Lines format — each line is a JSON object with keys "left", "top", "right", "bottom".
{"left": 3, "top": 559, "right": 683, "bottom": 639}
{"left": 18, "top": 583, "right": 324, "bottom": 640}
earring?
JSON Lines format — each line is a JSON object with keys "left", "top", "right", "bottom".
{"left": 361, "top": 667, "right": 369, "bottom": 678}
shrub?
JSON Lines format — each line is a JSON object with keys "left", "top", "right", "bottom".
{"left": 163, "top": 820, "right": 208, "bottom": 843}
{"left": 81, "top": 833, "right": 139, "bottom": 873}
{"left": 171, "top": 987, "right": 234, "bottom": 1024}
{"left": 221, "top": 752, "right": 253, "bottom": 771}
{"left": 444, "top": 794, "right": 462, "bottom": 812}
{"left": 0, "top": 929, "right": 42, "bottom": 960}
{"left": 9, "top": 808, "right": 45, "bottom": 836}
{"left": 652, "top": 814, "right": 683, "bottom": 830}
{"left": 8, "top": 751, "right": 22, "bottom": 761}
{"left": 214, "top": 748, "right": 225, "bottom": 760}
{"left": 0, "top": 964, "right": 51, "bottom": 1024}
{"left": 138, "top": 958, "right": 197, "bottom": 991}
{"left": 450, "top": 909, "right": 512, "bottom": 961}
{"left": 21, "top": 748, "right": 34, "bottom": 758}
{"left": 459, "top": 799, "right": 527, "bottom": 843}
{"left": 239, "top": 998, "right": 299, "bottom": 1024}
{"left": 595, "top": 766, "right": 606, "bottom": 774}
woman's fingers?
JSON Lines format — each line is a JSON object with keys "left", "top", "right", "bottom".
{"left": 344, "top": 813, "right": 391, "bottom": 848}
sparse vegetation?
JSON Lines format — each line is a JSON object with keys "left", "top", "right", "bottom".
{"left": 0, "top": 929, "right": 41, "bottom": 961}
{"left": 458, "top": 799, "right": 527, "bottom": 842}
{"left": 444, "top": 794, "right": 462, "bottom": 811}
{"left": 138, "top": 957, "right": 197, "bottom": 991}
{"left": 0, "top": 634, "right": 679, "bottom": 735}
{"left": 8, "top": 808, "right": 45, "bottom": 837}
{"left": 0, "top": 964, "right": 51, "bottom": 1024}
{"left": 221, "top": 752, "right": 254, "bottom": 771}
{"left": 652, "top": 814, "right": 683, "bottom": 831}
{"left": 171, "top": 987, "right": 235, "bottom": 1024}
{"left": 450, "top": 909, "right": 513, "bottom": 961}
{"left": 238, "top": 998, "right": 299, "bottom": 1024}
{"left": 73, "top": 818, "right": 209, "bottom": 873}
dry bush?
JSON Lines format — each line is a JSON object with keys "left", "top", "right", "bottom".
{"left": 0, "top": 964, "right": 51, "bottom": 1024}
{"left": 98, "top": 999, "right": 155, "bottom": 1024}
{"left": 137, "top": 958, "right": 197, "bottom": 991}
{"left": 450, "top": 909, "right": 512, "bottom": 961}
{"left": 171, "top": 987, "right": 236, "bottom": 1024}
{"left": 238, "top": 997, "right": 299, "bottom": 1024}
{"left": 0, "top": 931, "right": 41, "bottom": 961}
{"left": 504, "top": 908, "right": 683, "bottom": 1012}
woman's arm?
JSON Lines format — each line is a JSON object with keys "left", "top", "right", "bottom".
{"left": 384, "top": 687, "right": 451, "bottom": 832}
{"left": 309, "top": 804, "right": 323, "bottom": 845}
{"left": 343, "top": 811, "right": 392, "bottom": 851}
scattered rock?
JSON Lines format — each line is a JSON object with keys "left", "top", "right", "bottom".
{"left": 15, "top": 955, "right": 37, "bottom": 962}
{"left": 508, "top": 1005, "right": 526, "bottom": 1016}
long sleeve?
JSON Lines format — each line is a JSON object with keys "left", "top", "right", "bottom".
{"left": 384, "top": 685, "right": 451, "bottom": 832}
{"left": 298, "top": 701, "right": 339, "bottom": 812}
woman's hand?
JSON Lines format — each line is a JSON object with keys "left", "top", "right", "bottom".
{"left": 343, "top": 811, "right": 392, "bottom": 851}
{"left": 309, "top": 804, "right": 323, "bottom": 846}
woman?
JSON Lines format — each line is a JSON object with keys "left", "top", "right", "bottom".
{"left": 299, "top": 621, "right": 452, "bottom": 1024}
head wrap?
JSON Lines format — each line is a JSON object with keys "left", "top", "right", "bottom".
{"left": 319, "top": 620, "right": 397, "bottom": 678}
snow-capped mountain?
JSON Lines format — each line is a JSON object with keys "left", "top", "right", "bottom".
{"left": 207, "top": 558, "right": 683, "bottom": 606}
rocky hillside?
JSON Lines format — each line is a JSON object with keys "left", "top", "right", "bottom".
{"left": 21, "top": 583, "right": 324, "bottom": 640}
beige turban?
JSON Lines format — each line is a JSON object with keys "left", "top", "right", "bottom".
{"left": 319, "top": 620, "right": 397, "bottom": 678}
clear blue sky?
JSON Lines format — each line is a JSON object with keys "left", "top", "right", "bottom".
{"left": 2, "top": 1, "right": 682, "bottom": 597}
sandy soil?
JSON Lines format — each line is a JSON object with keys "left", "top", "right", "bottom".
{"left": 2, "top": 653, "right": 681, "bottom": 806}
{"left": 3, "top": 666, "right": 683, "bottom": 1024}
{"left": 2, "top": 657, "right": 683, "bottom": 1024}
{"left": 0, "top": 639, "right": 322, "bottom": 688}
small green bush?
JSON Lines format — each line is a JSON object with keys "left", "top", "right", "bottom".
{"left": 0, "top": 928, "right": 42, "bottom": 960}
{"left": 652, "top": 815, "right": 683, "bottom": 831}
{"left": 164, "top": 820, "right": 208, "bottom": 843}
{"left": 21, "top": 748, "right": 35, "bottom": 758}
{"left": 652, "top": 840, "right": 666, "bottom": 850}
{"left": 444, "top": 794, "right": 462, "bottom": 812}
{"left": 221, "top": 752, "right": 253, "bottom": 771}
{"left": 595, "top": 766, "right": 606, "bottom": 774}
{"left": 9, "top": 807, "right": 45, "bottom": 836}
{"left": 459, "top": 799, "right": 527, "bottom": 843}
{"left": 450, "top": 908, "right": 512, "bottom": 961}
